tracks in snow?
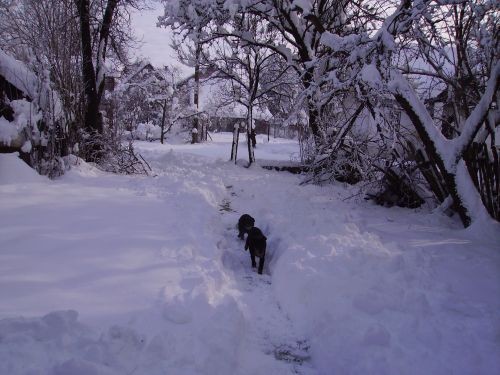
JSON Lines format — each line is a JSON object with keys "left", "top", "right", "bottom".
{"left": 217, "top": 191, "right": 315, "bottom": 375}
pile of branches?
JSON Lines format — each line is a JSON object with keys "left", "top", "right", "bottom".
{"left": 307, "top": 142, "right": 364, "bottom": 185}
{"left": 366, "top": 155, "right": 428, "bottom": 209}
{"left": 79, "top": 130, "right": 151, "bottom": 175}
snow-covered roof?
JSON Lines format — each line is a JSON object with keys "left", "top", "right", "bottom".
{"left": 119, "top": 60, "right": 156, "bottom": 86}
{"left": 116, "top": 60, "right": 174, "bottom": 94}
{"left": 0, "top": 48, "right": 63, "bottom": 121}
{"left": 0, "top": 49, "right": 38, "bottom": 99}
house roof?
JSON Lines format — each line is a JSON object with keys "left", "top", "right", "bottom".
{"left": 119, "top": 60, "right": 172, "bottom": 87}
{"left": 0, "top": 48, "right": 38, "bottom": 99}
{"left": 0, "top": 48, "right": 62, "bottom": 118}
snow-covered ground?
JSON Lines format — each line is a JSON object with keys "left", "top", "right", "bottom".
{"left": 0, "top": 133, "right": 499, "bottom": 375}
{"left": 137, "top": 132, "right": 302, "bottom": 162}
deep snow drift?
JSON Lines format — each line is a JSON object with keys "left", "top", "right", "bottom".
{"left": 0, "top": 133, "right": 499, "bottom": 375}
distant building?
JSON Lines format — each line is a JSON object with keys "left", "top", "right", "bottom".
{"left": 178, "top": 67, "right": 273, "bottom": 135}
{"left": 103, "top": 60, "right": 174, "bottom": 132}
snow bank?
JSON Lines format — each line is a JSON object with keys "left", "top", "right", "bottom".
{"left": 0, "top": 304, "right": 243, "bottom": 375}
{"left": 270, "top": 205, "right": 500, "bottom": 375}
{"left": 0, "top": 152, "right": 45, "bottom": 184}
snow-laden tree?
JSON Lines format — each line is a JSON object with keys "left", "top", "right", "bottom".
{"left": 0, "top": 0, "right": 78, "bottom": 177}
{"left": 292, "top": 0, "right": 499, "bottom": 226}
{"left": 114, "top": 62, "right": 166, "bottom": 130}
{"left": 112, "top": 61, "right": 188, "bottom": 144}
{"left": 201, "top": 15, "right": 293, "bottom": 164}
{"left": 159, "top": 0, "right": 233, "bottom": 143}
{"left": 73, "top": 0, "right": 144, "bottom": 162}
{"left": 0, "top": 0, "right": 82, "bottom": 151}
{"left": 160, "top": 0, "right": 360, "bottom": 147}
{"left": 159, "top": 0, "right": 498, "bottom": 225}
{"left": 1, "top": 0, "right": 142, "bottom": 165}
{"left": 218, "top": 0, "right": 389, "bottom": 148}
{"left": 75, "top": 0, "right": 119, "bottom": 136}
{"left": 359, "top": 0, "right": 499, "bottom": 226}
{"left": 159, "top": 0, "right": 392, "bottom": 169}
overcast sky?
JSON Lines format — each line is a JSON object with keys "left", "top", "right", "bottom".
{"left": 130, "top": 3, "right": 193, "bottom": 77}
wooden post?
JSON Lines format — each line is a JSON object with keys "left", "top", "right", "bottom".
{"left": 230, "top": 122, "right": 240, "bottom": 162}
{"left": 160, "top": 98, "right": 167, "bottom": 144}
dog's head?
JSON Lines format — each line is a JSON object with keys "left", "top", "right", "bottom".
{"left": 239, "top": 214, "right": 255, "bottom": 230}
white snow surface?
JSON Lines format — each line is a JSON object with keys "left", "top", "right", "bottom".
{"left": 0, "top": 133, "right": 499, "bottom": 375}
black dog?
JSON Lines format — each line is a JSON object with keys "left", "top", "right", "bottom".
{"left": 245, "top": 227, "right": 267, "bottom": 274}
{"left": 238, "top": 214, "right": 255, "bottom": 240}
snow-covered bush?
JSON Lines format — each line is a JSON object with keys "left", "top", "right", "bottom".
{"left": 0, "top": 48, "right": 67, "bottom": 178}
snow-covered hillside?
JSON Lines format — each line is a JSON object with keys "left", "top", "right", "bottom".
{"left": 0, "top": 134, "right": 499, "bottom": 375}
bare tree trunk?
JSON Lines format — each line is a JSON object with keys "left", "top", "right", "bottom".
{"left": 75, "top": 0, "right": 119, "bottom": 143}
{"left": 160, "top": 98, "right": 167, "bottom": 144}
{"left": 392, "top": 61, "right": 499, "bottom": 227}
{"left": 193, "top": 36, "right": 201, "bottom": 143}
{"left": 96, "top": 0, "right": 119, "bottom": 105}
{"left": 395, "top": 94, "right": 470, "bottom": 225}
{"left": 75, "top": 0, "right": 101, "bottom": 134}
{"left": 247, "top": 107, "right": 255, "bottom": 165}
{"left": 231, "top": 123, "right": 240, "bottom": 162}
{"left": 307, "top": 101, "right": 322, "bottom": 146}
{"left": 299, "top": 66, "right": 323, "bottom": 147}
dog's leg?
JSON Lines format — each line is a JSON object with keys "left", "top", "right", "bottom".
{"left": 251, "top": 253, "right": 257, "bottom": 268}
{"left": 258, "top": 256, "right": 265, "bottom": 275}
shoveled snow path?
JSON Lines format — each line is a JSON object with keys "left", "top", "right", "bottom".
{"left": 128, "top": 147, "right": 319, "bottom": 374}
{"left": 148, "top": 150, "right": 318, "bottom": 374}
{"left": 217, "top": 206, "right": 314, "bottom": 374}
